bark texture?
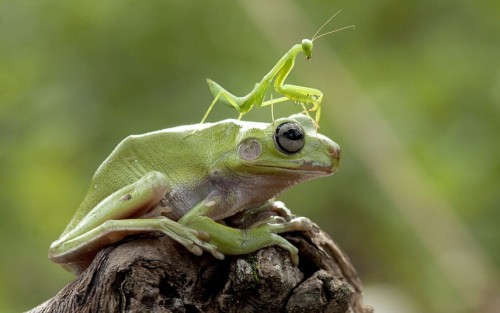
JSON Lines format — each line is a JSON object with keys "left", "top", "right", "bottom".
{"left": 31, "top": 229, "right": 373, "bottom": 313}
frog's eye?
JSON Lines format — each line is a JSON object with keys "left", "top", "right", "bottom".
{"left": 274, "top": 122, "right": 305, "bottom": 154}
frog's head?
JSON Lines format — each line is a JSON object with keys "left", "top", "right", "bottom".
{"left": 229, "top": 114, "right": 340, "bottom": 181}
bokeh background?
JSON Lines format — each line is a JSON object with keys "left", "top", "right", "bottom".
{"left": 1, "top": 1, "right": 499, "bottom": 312}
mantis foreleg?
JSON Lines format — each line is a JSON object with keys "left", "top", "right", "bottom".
{"left": 261, "top": 57, "right": 323, "bottom": 122}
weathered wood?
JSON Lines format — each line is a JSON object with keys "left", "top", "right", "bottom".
{"left": 31, "top": 229, "right": 373, "bottom": 313}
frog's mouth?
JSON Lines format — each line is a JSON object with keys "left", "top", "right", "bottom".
{"left": 257, "top": 162, "right": 336, "bottom": 176}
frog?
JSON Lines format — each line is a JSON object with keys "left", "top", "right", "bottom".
{"left": 48, "top": 114, "right": 340, "bottom": 275}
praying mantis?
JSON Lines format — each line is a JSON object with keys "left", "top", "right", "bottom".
{"left": 200, "top": 11, "right": 354, "bottom": 125}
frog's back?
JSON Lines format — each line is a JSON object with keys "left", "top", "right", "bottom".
{"left": 65, "top": 120, "right": 242, "bottom": 231}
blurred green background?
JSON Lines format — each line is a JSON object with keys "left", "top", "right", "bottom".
{"left": 1, "top": 0, "right": 499, "bottom": 312}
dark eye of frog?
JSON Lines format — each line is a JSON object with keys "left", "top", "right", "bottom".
{"left": 274, "top": 122, "right": 305, "bottom": 154}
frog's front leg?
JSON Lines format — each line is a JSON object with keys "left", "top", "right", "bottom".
{"left": 49, "top": 171, "right": 222, "bottom": 273}
{"left": 180, "top": 202, "right": 314, "bottom": 265}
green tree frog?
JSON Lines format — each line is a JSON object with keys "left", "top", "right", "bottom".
{"left": 49, "top": 114, "right": 340, "bottom": 275}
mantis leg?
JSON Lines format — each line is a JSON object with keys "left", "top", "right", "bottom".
{"left": 271, "top": 58, "right": 324, "bottom": 122}
{"left": 261, "top": 96, "right": 315, "bottom": 121}
{"left": 277, "top": 85, "right": 323, "bottom": 123}
{"left": 201, "top": 79, "right": 252, "bottom": 123}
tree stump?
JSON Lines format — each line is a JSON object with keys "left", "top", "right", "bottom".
{"left": 30, "top": 228, "right": 373, "bottom": 313}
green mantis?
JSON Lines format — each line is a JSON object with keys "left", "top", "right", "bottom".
{"left": 200, "top": 11, "right": 354, "bottom": 125}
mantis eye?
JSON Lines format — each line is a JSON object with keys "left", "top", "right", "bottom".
{"left": 274, "top": 122, "right": 305, "bottom": 154}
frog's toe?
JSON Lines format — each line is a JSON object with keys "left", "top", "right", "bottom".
{"left": 269, "top": 201, "right": 294, "bottom": 219}
{"left": 266, "top": 216, "right": 316, "bottom": 233}
{"left": 196, "top": 230, "right": 210, "bottom": 241}
{"left": 212, "top": 250, "right": 225, "bottom": 260}
{"left": 289, "top": 251, "right": 299, "bottom": 266}
{"left": 272, "top": 235, "right": 300, "bottom": 265}
{"left": 185, "top": 238, "right": 220, "bottom": 259}
{"left": 187, "top": 244, "right": 203, "bottom": 256}
{"left": 196, "top": 241, "right": 224, "bottom": 260}
{"left": 205, "top": 245, "right": 224, "bottom": 260}
{"left": 288, "top": 216, "right": 315, "bottom": 231}
{"left": 267, "top": 216, "right": 287, "bottom": 224}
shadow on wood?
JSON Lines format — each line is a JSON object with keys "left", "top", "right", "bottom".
{"left": 31, "top": 229, "right": 373, "bottom": 313}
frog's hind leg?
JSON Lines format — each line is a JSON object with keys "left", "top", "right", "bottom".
{"left": 49, "top": 171, "right": 221, "bottom": 273}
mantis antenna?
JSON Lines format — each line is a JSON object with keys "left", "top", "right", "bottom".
{"left": 312, "top": 10, "right": 355, "bottom": 42}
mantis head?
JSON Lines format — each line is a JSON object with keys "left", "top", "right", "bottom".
{"left": 301, "top": 39, "right": 313, "bottom": 60}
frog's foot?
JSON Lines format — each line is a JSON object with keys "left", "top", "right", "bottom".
{"left": 156, "top": 217, "right": 224, "bottom": 260}
{"left": 265, "top": 216, "right": 319, "bottom": 234}
{"left": 49, "top": 216, "right": 224, "bottom": 266}
{"left": 243, "top": 216, "right": 319, "bottom": 265}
